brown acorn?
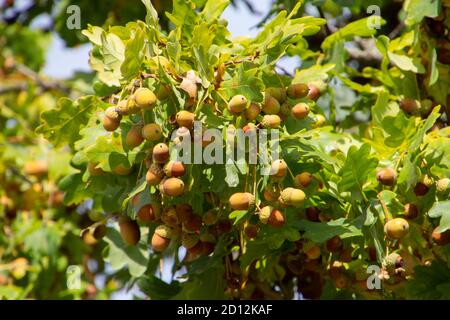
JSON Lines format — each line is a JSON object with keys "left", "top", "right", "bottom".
{"left": 287, "top": 83, "right": 309, "bottom": 99}
{"left": 263, "top": 186, "right": 279, "bottom": 202}
{"left": 162, "top": 206, "right": 179, "bottom": 227}
{"left": 294, "top": 172, "right": 313, "bottom": 188}
{"left": 414, "top": 182, "right": 429, "bottom": 196}
{"left": 183, "top": 215, "right": 203, "bottom": 233}
{"left": 176, "top": 204, "right": 193, "bottom": 223}
{"left": 291, "top": 102, "right": 310, "bottom": 120}
{"left": 112, "top": 163, "right": 132, "bottom": 176}
{"left": 125, "top": 126, "right": 144, "bottom": 149}
{"left": 229, "top": 192, "right": 255, "bottom": 210}
{"left": 376, "top": 168, "right": 397, "bottom": 186}
{"left": 146, "top": 164, "right": 164, "bottom": 186}
{"left": 307, "top": 84, "right": 320, "bottom": 101}
{"left": 93, "top": 223, "right": 107, "bottom": 240}
{"left": 270, "top": 159, "right": 288, "bottom": 178}
{"left": 118, "top": 216, "right": 140, "bottom": 245}
{"left": 152, "top": 143, "right": 170, "bottom": 164}
{"left": 305, "top": 207, "right": 321, "bottom": 222}
{"left": 267, "top": 209, "right": 285, "bottom": 227}
{"left": 163, "top": 160, "right": 186, "bottom": 177}
{"left": 400, "top": 98, "right": 418, "bottom": 113}
{"left": 244, "top": 103, "right": 261, "bottom": 121}
{"left": 404, "top": 203, "right": 419, "bottom": 220}
{"left": 176, "top": 110, "right": 195, "bottom": 129}
{"left": 151, "top": 225, "right": 172, "bottom": 252}
{"left": 103, "top": 107, "right": 121, "bottom": 131}
{"left": 431, "top": 227, "right": 450, "bottom": 246}
{"left": 326, "top": 236, "right": 343, "bottom": 253}
{"left": 160, "top": 178, "right": 185, "bottom": 197}
{"left": 244, "top": 224, "right": 259, "bottom": 239}
{"left": 137, "top": 204, "right": 159, "bottom": 222}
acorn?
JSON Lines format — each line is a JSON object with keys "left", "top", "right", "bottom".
{"left": 262, "top": 93, "right": 281, "bottom": 114}
{"left": 384, "top": 218, "right": 409, "bottom": 239}
{"left": 414, "top": 182, "right": 429, "bottom": 196}
{"left": 103, "top": 107, "right": 121, "bottom": 131}
{"left": 326, "top": 236, "right": 343, "bottom": 253}
{"left": 431, "top": 227, "right": 450, "bottom": 246}
{"left": 151, "top": 225, "right": 172, "bottom": 252}
{"left": 243, "top": 122, "right": 257, "bottom": 134}
{"left": 125, "top": 126, "right": 144, "bottom": 149}
{"left": 263, "top": 186, "right": 279, "bottom": 202}
{"left": 270, "top": 159, "right": 287, "bottom": 178}
{"left": 202, "top": 209, "right": 218, "bottom": 225}
{"left": 163, "top": 160, "right": 186, "bottom": 177}
{"left": 24, "top": 160, "right": 48, "bottom": 177}
{"left": 146, "top": 164, "right": 164, "bottom": 186}
{"left": 137, "top": 204, "right": 159, "bottom": 222}
{"left": 376, "top": 168, "right": 397, "bottom": 186}
{"left": 118, "top": 216, "right": 140, "bottom": 245}
{"left": 244, "top": 224, "right": 259, "bottom": 239}
{"left": 176, "top": 204, "right": 193, "bottom": 223}
{"left": 112, "top": 163, "right": 132, "bottom": 176}
{"left": 307, "top": 84, "right": 320, "bottom": 101}
{"left": 201, "top": 241, "right": 216, "bottom": 255}
{"left": 404, "top": 203, "right": 419, "bottom": 220}
{"left": 261, "top": 114, "right": 281, "bottom": 128}
{"left": 152, "top": 143, "right": 170, "bottom": 164}
{"left": 266, "top": 87, "right": 286, "bottom": 103}
{"left": 142, "top": 123, "right": 162, "bottom": 141}
{"left": 93, "top": 223, "right": 107, "bottom": 240}
{"left": 267, "top": 208, "right": 285, "bottom": 227}
{"left": 134, "top": 88, "right": 157, "bottom": 109}
{"left": 291, "top": 102, "right": 310, "bottom": 120}
{"left": 312, "top": 114, "right": 326, "bottom": 128}
{"left": 304, "top": 242, "right": 321, "bottom": 260}
{"left": 172, "top": 126, "right": 191, "bottom": 145}
{"left": 182, "top": 233, "right": 200, "bottom": 249}
{"left": 244, "top": 103, "right": 261, "bottom": 121}
{"left": 287, "top": 83, "right": 309, "bottom": 99}
{"left": 183, "top": 215, "right": 203, "bottom": 233}
{"left": 162, "top": 206, "right": 180, "bottom": 227}
{"left": 87, "top": 162, "right": 104, "bottom": 176}
{"left": 228, "top": 95, "right": 248, "bottom": 114}
{"left": 176, "top": 110, "right": 195, "bottom": 129}
{"left": 160, "top": 178, "right": 184, "bottom": 197}
{"left": 156, "top": 84, "right": 171, "bottom": 100}
{"left": 229, "top": 192, "right": 255, "bottom": 210}
{"left": 305, "top": 207, "right": 321, "bottom": 222}
{"left": 294, "top": 172, "right": 313, "bottom": 188}
{"left": 280, "top": 187, "right": 306, "bottom": 206}
{"left": 400, "top": 98, "right": 418, "bottom": 113}
{"left": 436, "top": 178, "right": 450, "bottom": 192}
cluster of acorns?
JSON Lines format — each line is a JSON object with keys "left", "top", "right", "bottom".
{"left": 96, "top": 80, "right": 325, "bottom": 259}
{"left": 376, "top": 167, "right": 450, "bottom": 249}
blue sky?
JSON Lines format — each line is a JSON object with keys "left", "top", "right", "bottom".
{"left": 43, "top": 0, "right": 298, "bottom": 79}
